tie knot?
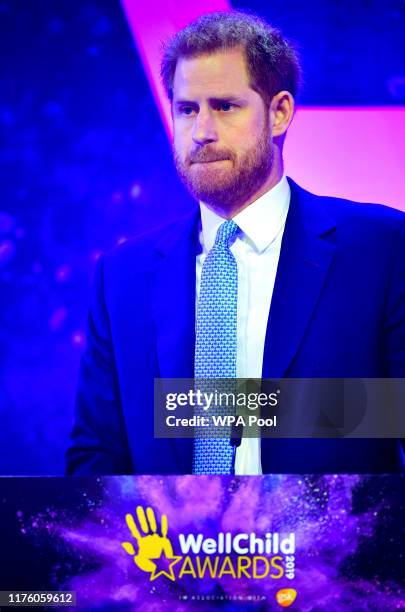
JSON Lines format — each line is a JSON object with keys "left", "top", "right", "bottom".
{"left": 214, "top": 219, "right": 239, "bottom": 248}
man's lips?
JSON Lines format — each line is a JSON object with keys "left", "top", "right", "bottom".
{"left": 190, "top": 159, "right": 230, "bottom": 165}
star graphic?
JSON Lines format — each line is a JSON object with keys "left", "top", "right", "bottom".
{"left": 149, "top": 548, "right": 182, "bottom": 582}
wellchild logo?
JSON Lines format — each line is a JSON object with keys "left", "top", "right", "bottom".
{"left": 122, "top": 506, "right": 297, "bottom": 585}
{"left": 122, "top": 506, "right": 181, "bottom": 581}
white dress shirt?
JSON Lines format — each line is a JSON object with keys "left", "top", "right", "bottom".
{"left": 196, "top": 175, "right": 291, "bottom": 474}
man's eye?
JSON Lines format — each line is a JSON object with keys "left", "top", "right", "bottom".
{"left": 216, "top": 102, "right": 233, "bottom": 111}
{"left": 180, "top": 107, "right": 195, "bottom": 115}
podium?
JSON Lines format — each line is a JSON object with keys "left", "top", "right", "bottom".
{"left": 0, "top": 475, "right": 404, "bottom": 609}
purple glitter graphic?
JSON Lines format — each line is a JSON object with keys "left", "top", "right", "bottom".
{"left": 16, "top": 475, "right": 405, "bottom": 610}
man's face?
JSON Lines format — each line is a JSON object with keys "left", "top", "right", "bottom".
{"left": 172, "top": 47, "right": 274, "bottom": 212}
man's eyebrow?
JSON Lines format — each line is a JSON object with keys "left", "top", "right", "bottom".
{"left": 208, "top": 96, "right": 247, "bottom": 104}
{"left": 174, "top": 95, "right": 247, "bottom": 106}
{"left": 174, "top": 99, "right": 199, "bottom": 106}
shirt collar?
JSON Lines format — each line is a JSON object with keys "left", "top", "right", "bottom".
{"left": 199, "top": 175, "right": 291, "bottom": 254}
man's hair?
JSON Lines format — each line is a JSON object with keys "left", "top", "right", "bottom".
{"left": 160, "top": 11, "right": 302, "bottom": 106}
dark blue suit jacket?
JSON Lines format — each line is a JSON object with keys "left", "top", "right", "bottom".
{"left": 66, "top": 178, "right": 405, "bottom": 474}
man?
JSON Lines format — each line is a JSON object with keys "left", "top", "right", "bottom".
{"left": 66, "top": 11, "right": 405, "bottom": 475}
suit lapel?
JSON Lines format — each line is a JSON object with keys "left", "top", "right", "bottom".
{"left": 150, "top": 210, "right": 199, "bottom": 378}
{"left": 262, "top": 179, "right": 337, "bottom": 378}
{"left": 150, "top": 209, "right": 200, "bottom": 472}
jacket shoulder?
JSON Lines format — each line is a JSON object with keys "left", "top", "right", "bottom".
{"left": 289, "top": 178, "right": 405, "bottom": 234}
{"left": 102, "top": 208, "right": 199, "bottom": 270}
{"left": 323, "top": 194, "right": 404, "bottom": 225}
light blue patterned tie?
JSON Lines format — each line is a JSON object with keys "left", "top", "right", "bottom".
{"left": 193, "top": 219, "right": 239, "bottom": 474}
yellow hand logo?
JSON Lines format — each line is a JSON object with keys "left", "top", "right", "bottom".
{"left": 122, "top": 506, "right": 178, "bottom": 577}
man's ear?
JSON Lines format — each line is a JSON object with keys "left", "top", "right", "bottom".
{"left": 269, "top": 91, "right": 295, "bottom": 137}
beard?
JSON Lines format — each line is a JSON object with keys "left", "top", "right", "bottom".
{"left": 173, "top": 120, "right": 274, "bottom": 211}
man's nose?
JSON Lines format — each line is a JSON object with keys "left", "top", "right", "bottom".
{"left": 192, "top": 110, "right": 218, "bottom": 145}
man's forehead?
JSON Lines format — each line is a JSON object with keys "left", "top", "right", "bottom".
{"left": 172, "top": 48, "right": 251, "bottom": 98}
